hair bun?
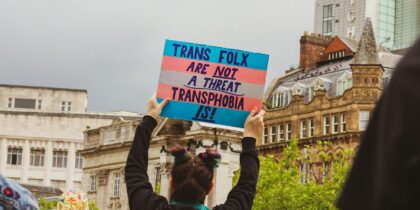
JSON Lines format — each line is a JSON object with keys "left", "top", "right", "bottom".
{"left": 170, "top": 144, "right": 191, "bottom": 164}
{"left": 198, "top": 149, "right": 221, "bottom": 169}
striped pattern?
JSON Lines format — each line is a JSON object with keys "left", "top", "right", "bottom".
{"left": 157, "top": 40, "right": 269, "bottom": 128}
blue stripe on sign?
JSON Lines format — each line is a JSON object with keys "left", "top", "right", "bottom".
{"left": 157, "top": 98, "right": 249, "bottom": 128}
{"left": 163, "top": 39, "right": 269, "bottom": 71}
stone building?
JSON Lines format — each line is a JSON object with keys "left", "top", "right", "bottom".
{"left": 0, "top": 84, "right": 140, "bottom": 191}
{"left": 81, "top": 117, "right": 243, "bottom": 210}
{"left": 259, "top": 19, "right": 401, "bottom": 181}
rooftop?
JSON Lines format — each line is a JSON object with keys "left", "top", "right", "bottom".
{"left": 0, "top": 84, "right": 87, "bottom": 93}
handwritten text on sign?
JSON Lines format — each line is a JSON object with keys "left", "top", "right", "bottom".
{"left": 157, "top": 40, "right": 269, "bottom": 128}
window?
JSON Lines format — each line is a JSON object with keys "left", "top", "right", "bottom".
{"left": 67, "top": 102, "right": 72, "bottom": 112}
{"left": 263, "top": 127, "right": 268, "bottom": 144}
{"left": 272, "top": 92, "right": 290, "bottom": 108}
{"left": 7, "top": 148, "right": 22, "bottom": 166}
{"left": 321, "top": 162, "right": 332, "bottom": 183}
{"left": 8, "top": 98, "right": 13, "bottom": 108}
{"left": 270, "top": 126, "right": 276, "bottom": 143}
{"left": 90, "top": 175, "right": 97, "bottom": 191}
{"left": 28, "top": 178, "right": 43, "bottom": 185}
{"left": 113, "top": 173, "right": 121, "bottom": 197}
{"left": 300, "top": 162, "right": 312, "bottom": 184}
{"left": 286, "top": 122, "right": 292, "bottom": 141}
{"left": 61, "top": 101, "right": 66, "bottom": 111}
{"left": 30, "top": 149, "right": 45, "bottom": 167}
{"left": 309, "top": 118, "right": 315, "bottom": 137}
{"left": 323, "top": 116, "right": 330, "bottom": 135}
{"left": 300, "top": 120, "right": 307, "bottom": 138}
{"left": 337, "top": 77, "right": 353, "bottom": 95}
{"left": 278, "top": 124, "right": 285, "bottom": 142}
{"left": 359, "top": 111, "right": 370, "bottom": 130}
{"left": 271, "top": 94, "right": 278, "bottom": 108}
{"left": 75, "top": 152, "right": 83, "bottom": 169}
{"left": 329, "top": 51, "right": 346, "bottom": 60}
{"left": 341, "top": 114, "right": 347, "bottom": 132}
{"left": 37, "top": 100, "right": 42, "bottom": 110}
{"left": 61, "top": 101, "right": 72, "bottom": 112}
{"left": 155, "top": 167, "right": 161, "bottom": 191}
{"left": 322, "top": 5, "right": 334, "bottom": 35}
{"left": 278, "top": 93, "right": 283, "bottom": 107}
{"left": 307, "top": 87, "right": 315, "bottom": 101}
{"left": 51, "top": 180, "right": 66, "bottom": 189}
{"left": 333, "top": 114, "right": 339, "bottom": 134}
{"left": 53, "top": 150, "right": 68, "bottom": 168}
{"left": 14, "top": 98, "right": 36, "bottom": 109}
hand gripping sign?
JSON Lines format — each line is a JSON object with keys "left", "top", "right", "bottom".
{"left": 157, "top": 40, "right": 269, "bottom": 128}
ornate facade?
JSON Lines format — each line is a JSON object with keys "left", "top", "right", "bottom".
{"left": 258, "top": 19, "right": 402, "bottom": 181}
{"left": 81, "top": 117, "right": 243, "bottom": 210}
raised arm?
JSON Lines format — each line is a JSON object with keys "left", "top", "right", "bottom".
{"left": 125, "top": 96, "right": 169, "bottom": 210}
{"left": 214, "top": 108, "right": 264, "bottom": 210}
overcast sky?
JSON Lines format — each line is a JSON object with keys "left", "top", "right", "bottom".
{"left": 0, "top": 0, "right": 314, "bottom": 113}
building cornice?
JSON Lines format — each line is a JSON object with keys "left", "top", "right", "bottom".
{"left": 257, "top": 131, "right": 362, "bottom": 152}
{"left": 0, "top": 135, "right": 81, "bottom": 143}
{"left": 0, "top": 84, "right": 87, "bottom": 93}
{"left": 79, "top": 141, "right": 132, "bottom": 155}
{"left": 0, "top": 110, "right": 142, "bottom": 120}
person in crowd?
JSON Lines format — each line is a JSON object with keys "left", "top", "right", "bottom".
{"left": 125, "top": 96, "right": 264, "bottom": 210}
{"left": 0, "top": 174, "right": 39, "bottom": 210}
{"left": 337, "top": 39, "right": 420, "bottom": 209}
{"left": 57, "top": 190, "right": 88, "bottom": 210}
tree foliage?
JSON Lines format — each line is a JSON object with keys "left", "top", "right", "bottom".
{"left": 38, "top": 197, "right": 99, "bottom": 210}
{"left": 234, "top": 139, "right": 353, "bottom": 210}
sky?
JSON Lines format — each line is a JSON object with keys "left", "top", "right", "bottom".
{"left": 0, "top": 0, "right": 314, "bottom": 113}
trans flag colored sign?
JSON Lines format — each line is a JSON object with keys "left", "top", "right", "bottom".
{"left": 157, "top": 40, "right": 269, "bottom": 128}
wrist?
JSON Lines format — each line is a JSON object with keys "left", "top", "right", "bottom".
{"left": 146, "top": 113, "right": 158, "bottom": 120}
{"left": 243, "top": 132, "right": 257, "bottom": 139}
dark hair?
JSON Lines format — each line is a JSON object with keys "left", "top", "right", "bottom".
{"left": 170, "top": 144, "right": 221, "bottom": 203}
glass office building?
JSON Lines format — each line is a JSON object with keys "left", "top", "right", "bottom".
{"left": 315, "top": 0, "right": 420, "bottom": 50}
{"left": 394, "top": 0, "right": 420, "bottom": 49}
{"left": 378, "top": 0, "right": 396, "bottom": 49}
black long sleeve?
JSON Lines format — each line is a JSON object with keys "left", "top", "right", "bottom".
{"left": 213, "top": 138, "right": 260, "bottom": 210}
{"left": 125, "top": 115, "right": 170, "bottom": 210}
{"left": 125, "top": 116, "right": 260, "bottom": 210}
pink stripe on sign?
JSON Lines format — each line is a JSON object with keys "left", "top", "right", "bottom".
{"left": 157, "top": 83, "right": 262, "bottom": 111}
{"left": 161, "top": 56, "right": 267, "bottom": 85}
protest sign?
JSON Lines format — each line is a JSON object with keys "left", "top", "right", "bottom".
{"left": 157, "top": 40, "right": 269, "bottom": 128}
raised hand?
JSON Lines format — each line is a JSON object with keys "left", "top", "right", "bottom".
{"left": 243, "top": 107, "right": 265, "bottom": 139}
{"left": 147, "top": 93, "right": 169, "bottom": 119}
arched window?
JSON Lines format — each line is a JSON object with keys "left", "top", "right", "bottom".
{"left": 337, "top": 71, "right": 353, "bottom": 95}
{"left": 271, "top": 87, "right": 291, "bottom": 108}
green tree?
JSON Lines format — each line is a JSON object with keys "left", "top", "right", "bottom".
{"left": 234, "top": 139, "right": 353, "bottom": 210}
{"left": 38, "top": 197, "right": 58, "bottom": 210}
{"left": 38, "top": 197, "right": 99, "bottom": 210}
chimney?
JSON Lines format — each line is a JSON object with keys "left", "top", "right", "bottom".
{"left": 299, "top": 32, "right": 332, "bottom": 71}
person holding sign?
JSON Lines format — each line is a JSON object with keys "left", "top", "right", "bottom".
{"left": 125, "top": 95, "right": 264, "bottom": 210}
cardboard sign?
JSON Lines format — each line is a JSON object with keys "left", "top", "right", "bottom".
{"left": 157, "top": 40, "right": 269, "bottom": 128}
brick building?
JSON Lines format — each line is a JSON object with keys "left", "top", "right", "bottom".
{"left": 258, "top": 19, "right": 401, "bottom": 181}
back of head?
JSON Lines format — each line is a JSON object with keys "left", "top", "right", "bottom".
{"left": 170, "top": 145, "right": 221, "bottom": 204}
